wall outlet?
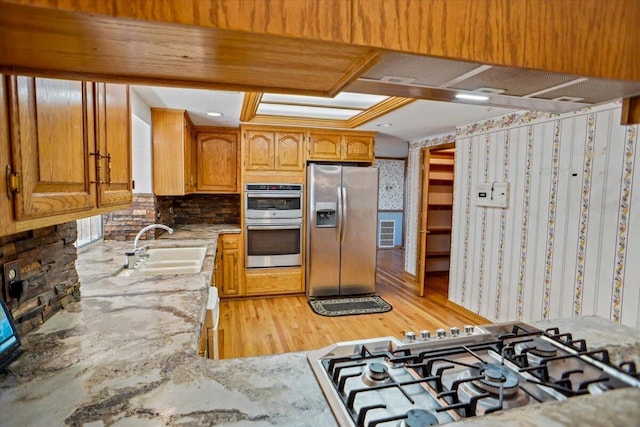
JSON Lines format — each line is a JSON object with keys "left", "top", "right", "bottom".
{"left": 476, "top": 182, "right": 509, "bottom": 208}
{"left": 3, "top": 260, "right": 21, "bottom": 301}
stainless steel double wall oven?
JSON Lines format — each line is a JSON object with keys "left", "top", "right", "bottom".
{"left": 244, "top": 183, "right": 303, "bottom": 268}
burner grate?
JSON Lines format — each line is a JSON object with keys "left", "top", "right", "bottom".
{"left": 309, "top": 322, "right": 640, "bottom": 427}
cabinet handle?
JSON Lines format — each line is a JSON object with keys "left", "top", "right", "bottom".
{"left": 5, "top": 164, "right": 22, "bottom": 198}
{"left": 104, "top": 152, "right": 112, "bottom": 185}
{"left": 89, "top": 151, "right": 103, "bottom": 184}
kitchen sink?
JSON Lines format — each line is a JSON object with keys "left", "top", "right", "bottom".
{"left": 115, "top": 246, "right": 207, "bottom": 277}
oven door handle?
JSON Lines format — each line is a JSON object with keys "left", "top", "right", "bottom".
{"left": 246, "top": 224, "right": 301, "bottom": 231}
{"left": 246, "top": 193, "right": 301, "bottom": 198}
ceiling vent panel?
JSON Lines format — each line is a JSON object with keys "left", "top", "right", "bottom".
{"left": 530, "top": 79, "right": 640, "bottom": 104}
{"left": 361, "top": 53, "right": 481, "bottom": 87}
{"left": 449, "top": 67, "right": 577, "bottom": 97}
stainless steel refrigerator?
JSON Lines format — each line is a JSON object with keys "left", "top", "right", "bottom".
{"left": 306, "top": 163, "right": 379, "bottom": 297}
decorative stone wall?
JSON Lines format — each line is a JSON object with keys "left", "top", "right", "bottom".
{"left": 102, "top": 193, "right": 157, "bottom": 241}
{"left": 0, "top": 222, "right": 80, "bottom": 336}
{"left": 155, "top": 196, "right": 176, "bottom": 228}
{"left": 156, "top": 194, "right": 240, "bottom": 225}
{"left": 104, "top": 193, "right": 239, "bottom": 242}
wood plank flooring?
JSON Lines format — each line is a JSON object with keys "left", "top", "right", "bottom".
{"left": 218, "top": 249, "right": 489, "bottom": 359}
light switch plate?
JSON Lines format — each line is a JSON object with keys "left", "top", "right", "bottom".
{"left": 476, "top": 182, "right": 509, "bottom": 208}
{"left": 3, "top": 260, "right": 20, "bottom": 301}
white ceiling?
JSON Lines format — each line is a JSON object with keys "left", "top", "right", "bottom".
{"left": 132, "top": 85, "right": 515, "bottom": 146}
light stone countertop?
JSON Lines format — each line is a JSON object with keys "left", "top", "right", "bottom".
{"left": 0, "top": 224, "right": 638, "bottom": 426}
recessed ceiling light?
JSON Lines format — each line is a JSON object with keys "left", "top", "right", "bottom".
{"left": 455, "top": 93, "right": 490, "bottom": 101}
{"left": 206, "top": 112, "right": 223, "bottom": 117}
{"left": 377, "top": 123, "right": 392, "bottom": 127}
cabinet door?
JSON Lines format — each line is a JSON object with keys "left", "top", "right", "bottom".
{"left": 308, "top": 132, "right": 341, "bottom": 160}
{"left": 245, "top": 130, "right": 274, "bottom": 170}
{"left": 217, "top": 234, "right": 241, "bottom": 297}
{"left": 151, "top": 109, "right": 187, "bottom": 195}
{"left": 275, "top": 131, "right": 304, "bottom": 171}
{"left": 95, "top": 83, "right": 132, "bottom": 207}
{"left": 342, "top": 135, "right": 374, "bottom": 161}
{"left": 221, "top": 247, "right": 240, "bottom": 296}
{"left": 197, "top": 132, "right": 238, "bottom": 192}
{"left": 6, "top": 76, "right": 96, "bottom": 220}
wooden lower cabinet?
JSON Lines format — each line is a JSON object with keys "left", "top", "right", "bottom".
{"left": 214, "top": 232, "right": 305, "bottom": 297}
{"left": 214, "top": 233, "right": 243, "bottom": 297}
{"left": 245, "top": 267, "right": 303, "bottom": 296}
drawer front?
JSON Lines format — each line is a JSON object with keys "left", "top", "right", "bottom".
{"left": 245, "top": 269, "right": 303, "bottom": 295}
{"left": 221, "top": 236, "right": 239, "bottom": 250}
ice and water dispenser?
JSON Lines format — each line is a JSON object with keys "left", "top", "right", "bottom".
{"left": 315, "top": 202, "right": 337, "bottom": 228}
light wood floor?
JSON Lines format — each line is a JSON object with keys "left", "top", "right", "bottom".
{"left": 218, "top": 249, "right": 490, "bottom": 359}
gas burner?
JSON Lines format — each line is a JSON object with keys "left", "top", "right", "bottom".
{"left": 362, "top": 362, "right": 391, "bottom": 386}
{"left": 514, "top": 337, "right": 558, "bottom": 365}
{"left": 399, "top": 409, "right": 439, "bottom": 427}
{"left": 471, "top": 363, "right": 520, "bottom": 396}
{"left": 456, "top": 363, "right": 530, "bottom": 415}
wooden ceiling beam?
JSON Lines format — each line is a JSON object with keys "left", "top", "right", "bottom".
{"left": 0, "top": 0, "right": 638, "bottom": 99}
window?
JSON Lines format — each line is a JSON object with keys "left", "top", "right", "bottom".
{"left": 75, "top": 215, "right": 103, "bottom": 248}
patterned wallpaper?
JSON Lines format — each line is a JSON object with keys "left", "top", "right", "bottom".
{"left": 405, "top": 102, "right": 640, "bottom": 329}
{"left": 377, "top": 159, "right": 406, "bottom": 210}
{"left": 448, "top": 103, "right": 639, "bottom": 329}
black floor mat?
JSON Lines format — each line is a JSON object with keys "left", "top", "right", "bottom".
{"left": 308, "top": 295, "right": 392, "bottom": 317}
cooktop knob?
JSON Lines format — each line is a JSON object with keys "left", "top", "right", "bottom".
{"left": 464, "top": 325, "right": 475, "bottom": 335}
{"left": 450, "top": 326, "right": 460, "bottom": 337}
{"left": 405, "top": 331, "right": 416, "bottom": 343}
{"left": 436, "top": 328, "right": 446, "bottom": 339}
{"left": 420, "top": 330, "right": 431, "bottom": 340}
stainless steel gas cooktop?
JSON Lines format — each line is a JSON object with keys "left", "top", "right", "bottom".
{"left": 307, "top": 322, "right": 640, "bottom": 427}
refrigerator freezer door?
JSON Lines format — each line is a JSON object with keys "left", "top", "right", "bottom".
{"left": 307, "top": 164, "right": 343, "bottom": 297}
{"left": 340, "top": 166, "right": 378, "bottom": 295}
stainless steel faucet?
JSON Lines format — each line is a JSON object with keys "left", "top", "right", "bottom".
{"left": 125, "top": 224, "right": 174, "bottom": 268}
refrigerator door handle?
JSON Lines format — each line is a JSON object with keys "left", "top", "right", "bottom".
{"left": 337, "top": 186, "right": 343, "bottom": 242}
{"left": 341, "top": 186, "right": 347, "bottom": 243}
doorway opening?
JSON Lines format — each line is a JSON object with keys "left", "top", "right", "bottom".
{"left": 416, "top": 143, "right": 455, "bottom": 297}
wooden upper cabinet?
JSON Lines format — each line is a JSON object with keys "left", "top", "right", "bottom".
{"left": 308, "top": 132, "right": 342, "bottom": 161}
{"left": 343, "top": 134, "right": 374, "bottom": 162}
{"left": 6, "top": 76, "right": 97, "bottom": 220}
{"left": 308, "top": 130, "right": 375, "bottom": 163}
{"left": 151, "top": 108, "right": 194, "bottom": 195}
{"left": 275, "top": 131, "right": 305, "bottom": 171}
{"left": 244, "top": 127, "right": 304, "bottom": 172}
{"left": 244, "top": 130, "right": 275, "bottom": 170}
{"left": 95, "top": 83, "right": 132, "bottom": 208}
{"left": 196, "top": 131, "right": 239, "bottom": 193}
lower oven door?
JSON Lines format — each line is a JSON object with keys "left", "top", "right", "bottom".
{"left": 245, "top": 222, "right": 302, "bottom": 268}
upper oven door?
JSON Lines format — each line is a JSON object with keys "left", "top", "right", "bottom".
{"left": 245, "top": 192, "right": 302, "bottom": 219}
